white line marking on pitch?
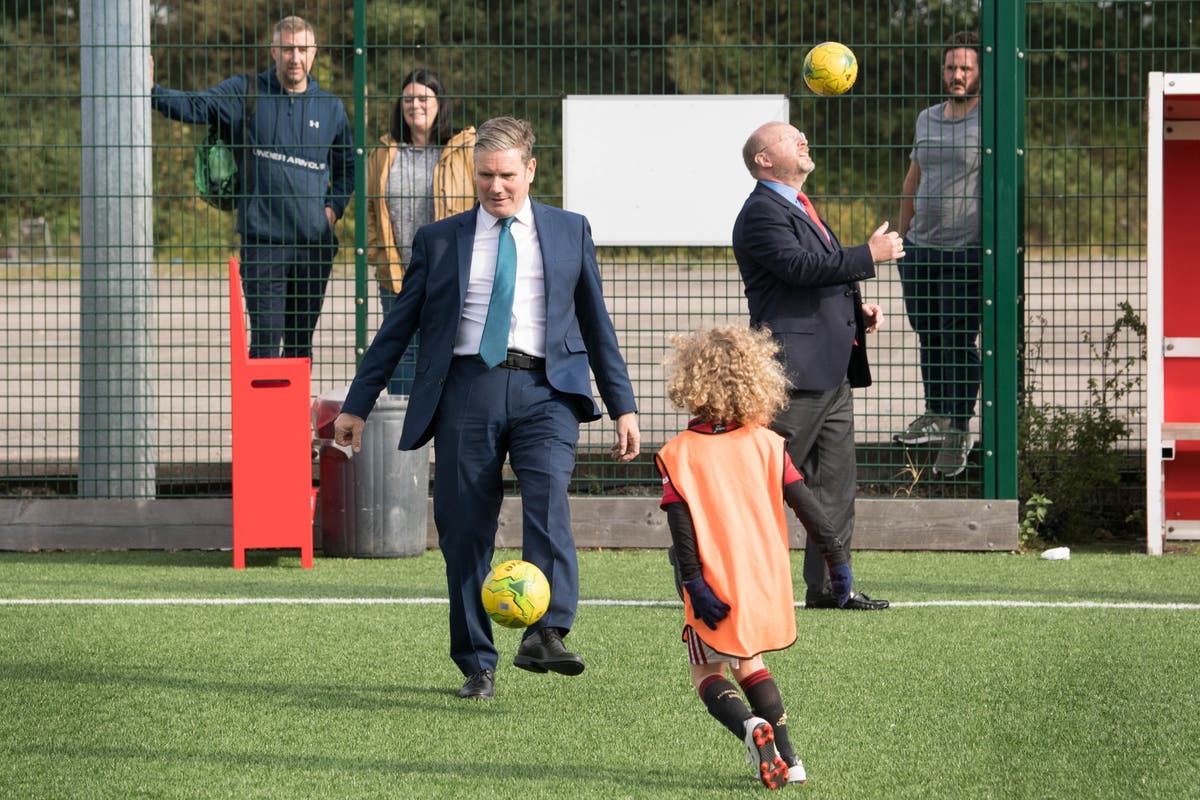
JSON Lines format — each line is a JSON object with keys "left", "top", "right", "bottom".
{"left": 0, "top": 598, "right": 1198, "bottom": 610}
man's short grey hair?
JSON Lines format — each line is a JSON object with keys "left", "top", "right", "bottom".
{"left": 741, "top": 130, "right": 763, "bottom": 174}
{"left": 741, "top": 122, "right": 786, "bottom": 176}
{"left": 274, "top": 16, "right": 315, "bottom": 43}
{"left": 475, "top": 116, "right": 536, "bottom": 163}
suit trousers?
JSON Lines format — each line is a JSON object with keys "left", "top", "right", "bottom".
{"left": 769, "top": 379, "right": 857, "bottom": 600}
{"left": 433, "top": 356, "right": 583, "bottom": 675}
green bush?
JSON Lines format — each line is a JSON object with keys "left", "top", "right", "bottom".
{"left": 1018, "top": 302, "right": 1146, "bottom": 543}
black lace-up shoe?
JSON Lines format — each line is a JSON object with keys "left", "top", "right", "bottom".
{"left": 513, "top": 628, "right": 586, "bottom": 675}
{"left": 457, "top": 669, "right": 495, "bottom": 699}
{"left": 805, "top": 591, "right": 890, "bottom": 610}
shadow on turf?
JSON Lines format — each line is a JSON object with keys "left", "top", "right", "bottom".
{"left": 10, "top": 740, "right": 752, "bottom": 794}
{"left": 2, "top": 659, "right": 467, "bottom": 713}
{"left": 5, "top": 662, "right": 760, "bottom": 793}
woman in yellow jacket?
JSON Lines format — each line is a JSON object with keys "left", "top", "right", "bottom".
{"left": 366, "top": 68, "right": 475, "bottom": 394}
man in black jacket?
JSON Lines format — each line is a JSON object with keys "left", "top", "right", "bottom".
{"left": 152, "top": 16, "right": 354, "bottom": 360}
{"left": 732, "top": 121, "right": 903, "bottom": 610}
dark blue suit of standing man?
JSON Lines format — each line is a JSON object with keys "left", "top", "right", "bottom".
{"left": 732, "top": 122, "right": 904, "bottom": 611}
{"left": 334, "top": 117, "right": 641, "bottom": 700}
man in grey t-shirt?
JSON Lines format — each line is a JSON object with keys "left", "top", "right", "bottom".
{"left": 895, "top": 31, "right": 983, "bottom": 478}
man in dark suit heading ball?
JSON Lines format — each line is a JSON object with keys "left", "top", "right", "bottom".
{"left": 335, "top": 117, "right": 640, "bottom": 699}
{"left": 732, "top": 121, "right": 903, "bottom": 612}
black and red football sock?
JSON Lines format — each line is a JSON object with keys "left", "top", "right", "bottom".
{"left": 698, "top": 674, "right": 751, "bottom": 738}
{"left": 741, "top": 669, "right": 796, "bottom": 763}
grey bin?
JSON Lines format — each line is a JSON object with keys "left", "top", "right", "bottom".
{"left": 314, "top": 388, "right": 430, "bottom": 557}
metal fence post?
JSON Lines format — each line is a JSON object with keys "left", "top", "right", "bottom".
{"left": 78, "top": 0, "right": 156, "bottom": 498}
{"left": 353, "top": 0, "right": 369, "bottom": 365}
{"left": 981, "top": 1, "right": 1023, "bottom": 500}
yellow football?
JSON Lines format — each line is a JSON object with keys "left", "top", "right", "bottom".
{"left": 481, "top": 559, "right": 551, "bottom": 628}
{"left": 803, "top": 41, "right": 859, "bottom": 96}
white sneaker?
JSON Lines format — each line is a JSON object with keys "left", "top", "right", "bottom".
{"left": 786, "top": 756, "right": 807, "bottom": 785}
{"left": 743, "top": 716, "right": 788, "bottom": 790}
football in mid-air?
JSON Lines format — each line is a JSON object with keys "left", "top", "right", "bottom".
{"left": 803, "top": 41, "right": 858, "bottom": 96}
{"left": 481, "top": 559, "right": 551, "bottom": 628}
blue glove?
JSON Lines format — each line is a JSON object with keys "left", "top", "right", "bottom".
{"left": 684, "top": 577, "right": 731, "bottom": 630}
{"left": 829, "top": 562, "right": 853, "bottom": 608}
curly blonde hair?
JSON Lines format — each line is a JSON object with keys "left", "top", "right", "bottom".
{"left": 664, "top": 325, "right": 791, "bottom": 426}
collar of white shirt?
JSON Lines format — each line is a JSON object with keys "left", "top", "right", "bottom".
{"left": 476, "top": 200, "right": 534, "bottom": 232}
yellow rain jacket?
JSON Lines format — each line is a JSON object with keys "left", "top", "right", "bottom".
{"left": 366, "top": 126, "right": 476, "bottom": 293}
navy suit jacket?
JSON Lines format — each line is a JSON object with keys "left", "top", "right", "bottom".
{"left": 342, "top": 201, "right": 638, "bottom": 449}
{"left": 731, "top": 182, "right": 876, "bottom": 391}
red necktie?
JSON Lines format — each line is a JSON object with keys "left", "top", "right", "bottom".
{"left": 797, "top": 191, "right": 831, "bottom": 244}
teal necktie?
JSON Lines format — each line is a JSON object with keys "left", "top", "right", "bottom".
{"left": 478, "top": 217, "right": 516, "bottom": 368}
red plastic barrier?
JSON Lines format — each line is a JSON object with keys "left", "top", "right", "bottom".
{"left": 228, "top": 258, "right": 315, "bottom": 569}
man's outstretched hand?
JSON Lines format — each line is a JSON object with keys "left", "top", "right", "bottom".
{"left": 333, "top": 412, "right": 365, "bottom": 453}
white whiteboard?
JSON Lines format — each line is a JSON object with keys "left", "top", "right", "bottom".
{"left": 562, "top": 95, "right": 789, "bottom": 246}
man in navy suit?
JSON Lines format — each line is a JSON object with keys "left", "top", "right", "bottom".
{"left": 732, "top": 121, "right": 904, "bottom": 611}
{"left": 334, "top": 117, "right": 640, "bottom": 699}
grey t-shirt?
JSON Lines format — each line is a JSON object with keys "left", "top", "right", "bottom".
{"left": 385, "top": 144, "right": 442, "bottom": 265}
{"left": 906, "top": 102, "right": 982, "bottom": 249}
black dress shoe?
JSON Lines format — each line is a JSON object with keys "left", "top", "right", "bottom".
{"left": 513, "top": 628, "right": 586, "bottom": 676}
{"left": 842, "top": 591, "right": 890, "bottom": 610}
{"left": 804, "top": 592, "right": 890, "bottom": 610}
{"left": 457, "top": 669, "right": 495, "bottom": 699}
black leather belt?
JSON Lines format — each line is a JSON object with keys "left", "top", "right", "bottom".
{"left": 500, "top": 349, "right": 545, "bottom": 370}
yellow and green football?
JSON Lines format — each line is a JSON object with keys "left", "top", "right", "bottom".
{"left": 803, "top": 41, "right": 859, "bottom": 96}
{"left": 481, "top": 559, "right": 551, "bottom": 628}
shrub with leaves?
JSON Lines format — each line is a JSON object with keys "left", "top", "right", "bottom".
{"left": 1019, "top": 303, "right": 1146, "bottom": 542}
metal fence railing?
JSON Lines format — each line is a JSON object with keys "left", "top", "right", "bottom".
{"left": 2, "top": 2, "right": 1196, "bottom": 538}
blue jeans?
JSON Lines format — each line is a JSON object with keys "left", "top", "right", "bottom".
{"left": 239, "top": 240, "right": 337, "bottom": 360}
{"left": 897, "top": 245, "right": 982, "bottom": 424}
{"left": 379, "top": 286, "right": 419, "bottom": 396}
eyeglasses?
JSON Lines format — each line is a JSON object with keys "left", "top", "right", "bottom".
{"left": 757, "top": 131, "right": 807, "bottom": 154}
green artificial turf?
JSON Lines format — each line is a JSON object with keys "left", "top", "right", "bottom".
{"left": 1, "top": 549, "right": 1197, "bottom": 799}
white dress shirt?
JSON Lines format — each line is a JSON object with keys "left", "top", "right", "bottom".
{"left": 453, "top": 201, "right": 547, "bottom": 358}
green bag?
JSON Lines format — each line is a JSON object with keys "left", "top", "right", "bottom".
{"left": 194, "top": 75, "right": 255, "bottom": 212}
{"left": 194, "top": 129, "right": 240, "bottom": 211}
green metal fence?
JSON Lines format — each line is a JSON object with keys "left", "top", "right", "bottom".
{"left": 2, "top": 1, "right": 1196, "bottom": 536}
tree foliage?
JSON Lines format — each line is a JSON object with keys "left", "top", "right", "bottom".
{"left": 1, "top": 1, "right": 1198, "bottom": 252}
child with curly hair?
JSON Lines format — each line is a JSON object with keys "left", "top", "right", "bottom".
{"left": 655, "top": 325, "right": 855, "bottom": 790}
